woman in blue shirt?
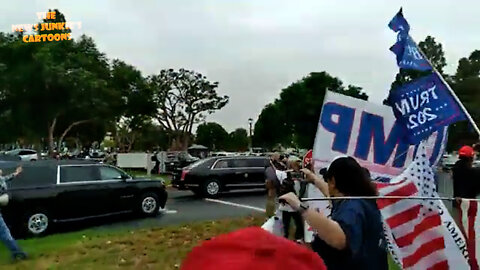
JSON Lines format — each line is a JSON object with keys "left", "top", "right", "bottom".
{"left": 280, "top": 156, "right": 388, "bottom": 270}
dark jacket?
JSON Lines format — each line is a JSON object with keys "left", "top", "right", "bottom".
{"left": 452, "top": 159, "right": 480, "bottom": 198}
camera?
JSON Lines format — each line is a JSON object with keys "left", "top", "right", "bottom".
{"left": 278, "top": 171, "right": 295, "bottom": 197}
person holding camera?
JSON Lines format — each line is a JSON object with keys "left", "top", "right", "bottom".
{"left": 265, "top": 153, "right": 282, "bottom": 217}
{"left": 0, "top": 166, "right": 28, "bottom": 261}
{"left": 275, "top": 158, "right": 304, "bottom": 242}
{"left": 279, "top": 157, "right": 388, "bottom": 270}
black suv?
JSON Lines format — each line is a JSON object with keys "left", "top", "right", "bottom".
{"left": 172, "top": 156, "right": 268, "bottom": 197}
{"left": 1, "top": 160, "right": 167, "bottom": 237}
{"left": 165, "top": 151, "right": 199, "bottom": 173}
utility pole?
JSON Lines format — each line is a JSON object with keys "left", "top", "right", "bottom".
{"left": 248, "top": 118, "right": 253, "bottom": 152}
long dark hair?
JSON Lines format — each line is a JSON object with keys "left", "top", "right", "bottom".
{"left": 325, "top": 157, "right": 378, "bottom": 196}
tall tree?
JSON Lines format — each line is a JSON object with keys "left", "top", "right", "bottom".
{"left": 254, "top": 72, "right": 368, "bottom": 149}
{"left": 225, "top": 128, "right": 249, "bottom": 152}
{"left": 253, "top": 104, "right": 287, "bottom": 149}
{"left": 110, "top": 60, "right": 156, "bottom": 152}
{"left": 0, "top": 10, "right": 122, "bottom": 154}
{"left": 195, "top": 122, "right": 229, "bottom": 151}
{"left": 149, "top": 69, "right": 229, "bottom": 149}
{"left": 448, "top": 50, "right": 480, "bottom": 150}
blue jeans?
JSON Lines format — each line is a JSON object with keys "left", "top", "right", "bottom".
{"left": 0, "top": 213, "right": 24, "bottom": 257}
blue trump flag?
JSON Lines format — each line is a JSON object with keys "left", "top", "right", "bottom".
{"left": 388, "top": 8, "right": 432, "bottom": 71}
{"left": 388, "top": 73, "right": 467, "bottom": 144}
{"left": 390, "top": 35, "right": 432, "bottom": 71}
{"left": 388, "top": 8, "right": 410, "bottom": 33}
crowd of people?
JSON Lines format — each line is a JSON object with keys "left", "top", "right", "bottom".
{"left": 184, "top": 144, "right": 480, "bottom": 269}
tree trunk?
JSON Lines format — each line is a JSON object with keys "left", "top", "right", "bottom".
{"left": 48, "top": 117, "right": 57, "bottom": 156}
{"left": 57, "top": 120, "right": 91, "bottom": 153}
{"left": 126, "top": 133, "right": 136, "bottom": 152}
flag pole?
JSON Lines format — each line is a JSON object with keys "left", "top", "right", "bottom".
{"left": 301, "top": 195, "right": 478, "bottom": 201}
{"left": 411, "top": 36, "right": 480, "bottom": 139}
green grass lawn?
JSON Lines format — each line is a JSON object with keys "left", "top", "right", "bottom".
{"left": 124, "top": 170, "right": 172, "bottom": 185}
{"left": 0, "top": 216, "right": 401, "bottom": 269}
{"left": 0, "top": 216, "right": 264, "bottom": 270}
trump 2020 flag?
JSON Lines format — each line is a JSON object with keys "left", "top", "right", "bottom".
{"left": 390, "top": 35, "right": 432, "bottom": 71}
{"left": 388, "top": 73, "right": 467, "bottom": 144}
{"left": 388, "top": 8, "right": 410, "bottom": 33}
{"left": 388, "top": 8, "right": 432, "bottom": 71}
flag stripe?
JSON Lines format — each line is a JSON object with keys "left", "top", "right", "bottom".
{"left": 381, "top": 198, "right": 422, "bottom": 228}
{"left": 376, "top": 178, "right": 408, "bottom": 189}
{"left": 386, "top": 204, "right": 421, "bottom": 229}
{"left": 396, "top": 214, "right": 442, "bottom": 247}
{"left": 467, "top": 201, "right": 479, "bottom": 270}
{"left": 408, "top": 250, "right": 447, "bottom": 270}
{"left": 403, "top": 237, "right": 445, "bottom": 268}
{"left": 426, "top": 260, "right": 449, "bottom": 270}
{"left": 399, "top": 226, "right": 446, "bottom": 257}
{"left": 377, "top": 181, "right": 418, "bottom": 209}
{"left": 460, "top": 200, "right": 469, "bottom": 239}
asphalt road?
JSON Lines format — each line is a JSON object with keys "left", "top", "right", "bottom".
{"left": 70, "top": 188, "right": 269, "bottom": 234}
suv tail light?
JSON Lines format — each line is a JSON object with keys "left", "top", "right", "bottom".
{"left": 181, "top": 170, "right": 189, "bottom": 181}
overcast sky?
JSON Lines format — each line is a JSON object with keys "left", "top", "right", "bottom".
{"left": 1, "top": 0, "right": 479, "bottom": 132}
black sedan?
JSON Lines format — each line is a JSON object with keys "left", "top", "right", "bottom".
{"left": 172, "top": 156, "right": 268, "bottom": 197}
{"left": 0, "top": 160, "right": 167, "bottom": 237}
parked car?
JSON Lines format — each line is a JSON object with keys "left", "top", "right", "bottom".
{"left": 172, "top": 156, "right": 268, "bottom": 197}
{"left": 0, "top": 160, "right": 167, "bottom": 237}
{"left": 4, "top": 149, "right": 37, "bottom": 161}
{"left": 440, "top": 154, "right": 458, "bottom": 171}
{"left": 165, "top": 151, "right": 199, "bottom": 173}
{"left": 473, "top": 160, "right": 480, "bottom": 168}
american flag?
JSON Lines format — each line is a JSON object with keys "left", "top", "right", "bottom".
{"left": 376, "top": 144, "right": 449, "bottom": 269}
{"left": 459, "top": 199, "right": 480, "bottom": 270}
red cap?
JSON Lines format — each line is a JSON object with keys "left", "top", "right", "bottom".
{"left": 459, "top": 146, "right": 475, "bottom": 158}
{"left": 181, "top": 227, "right": 326, "bottom": 270}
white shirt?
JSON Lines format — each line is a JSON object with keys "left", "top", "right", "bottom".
{"left": 275, "top": 170, "right": 300, "bottom": 212}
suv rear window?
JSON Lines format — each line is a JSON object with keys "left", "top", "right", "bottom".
{"left": 246, "top": 158, "right": 266, "bottom": 168}
{"left": 19, "top": 150, "right": 35, "bottom": 155}
{"left": 60, "top": 166, "right": 100, "bottom": 183}
{"left": 214, "top": 160, "right": 229, "bottom": 169}
{"left": 231, "top": 159, "right": 249, "bottom": 168}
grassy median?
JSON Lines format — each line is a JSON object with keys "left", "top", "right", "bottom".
{"left": 0, "top": 215, "right": 400, "bottom": 269}
{"left": 0, "top": 216, "right": 263, "bottom": 269}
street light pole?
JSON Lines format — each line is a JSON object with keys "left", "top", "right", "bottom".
{"left": 248, "top": 118, "right": 253, "bottom": 152}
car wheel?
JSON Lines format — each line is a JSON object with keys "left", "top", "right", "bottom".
{"left": 139, "top": 192, "right": 160, "bottom": 217}
{"left": 202, "top": 179, "right": 221, "bottom": 198}
{"left": 24, "top": 210, "right": 50, "bottom": 237}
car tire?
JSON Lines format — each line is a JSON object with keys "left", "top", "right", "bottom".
{"left": 23, "top": 209, "right": 50, "bottom": 237}
{"left": 202, "top": 179, "right": 221, "bottom": 198}
{"left": 139, "top": 192, "right": 160, "bottom": 217}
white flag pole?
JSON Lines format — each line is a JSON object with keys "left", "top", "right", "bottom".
{"left": 411, "top": 35, "right": 480, "bottom": 138}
